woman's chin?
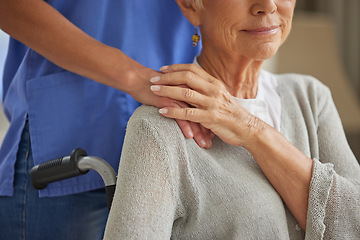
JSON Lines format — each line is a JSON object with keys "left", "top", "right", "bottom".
{"left": 247, "top": 44, "right": 279, "bottom": 61}
{"left": 248, "top": 52, "right": 277, "bottom": 62}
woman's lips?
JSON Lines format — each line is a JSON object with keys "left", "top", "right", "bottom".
{"left": 242, "top": 26, "right": 279, "bottom": 36}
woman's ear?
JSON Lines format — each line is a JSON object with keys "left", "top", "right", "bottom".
{"left": 175, "top": 0, "right": 202, "bottom": 26}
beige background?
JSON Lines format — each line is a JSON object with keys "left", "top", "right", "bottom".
{"left": 264, "top": 12, "right": 360, "bottom": 158}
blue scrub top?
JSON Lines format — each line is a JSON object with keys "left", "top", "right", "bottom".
{"left": 0, "top": 0, "right": 201, "bottom": 197}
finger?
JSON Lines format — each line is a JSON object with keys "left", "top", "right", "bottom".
{"left": 161, "top": 105, "right": 213, "bottom": 149}
{"left": 160, "top": 63, "right": 213, "bottom": 83}
{"left": 159, "top": 107, "right": 207, "bottom": 125}
{"left": 170, "top": 103, "right": 207, "bottom": 148}
{"left": 189, "top": 121, "right": 209, "bottom": 148}
{"left": 166, "top": 101, "right": 196, "bottom": 140}
{"left": 175, "top": 119, "right": 207, "bottom": 148}
{"left": 156, "top": 94, "right": 190, "bottom": 109}
{"left": 175, "top": 119, "right": 194, "bottom": 139}
{"left": 151, "top": 71, "right": 214, "bottom": 96}
{"left": 199, "top": 124, "right": 214, "bottom": 149}
{"left": 151, "top": 85, "right": 212, "bottom": 109}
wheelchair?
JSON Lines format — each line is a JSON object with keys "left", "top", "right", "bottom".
{"left": 30, "top": 148, "right": 117, "bottom": 210}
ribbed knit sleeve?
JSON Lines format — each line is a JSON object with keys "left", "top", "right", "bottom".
{"left": 305, "top": 84, "right": 360, "bottom": 239}
{"left": 103, "top": 109, "right": 179, "bottom": 240}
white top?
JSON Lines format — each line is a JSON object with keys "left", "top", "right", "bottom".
{"left": 234, "top": 70, "right": 281, "bottom": 131}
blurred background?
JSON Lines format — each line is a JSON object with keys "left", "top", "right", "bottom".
{"left": 0, "top": 1, "right": 359, "bottom": 158}
{"left": 264, "top": 0, "right": 360, "bottom": 159}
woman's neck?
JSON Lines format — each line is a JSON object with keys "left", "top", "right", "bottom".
{"left": 197, "top": 48, "right": 263, "bottom": 99}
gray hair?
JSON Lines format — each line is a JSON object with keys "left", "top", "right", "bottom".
{"left": 183, "top": 0, "right": 203, "bottom": 8}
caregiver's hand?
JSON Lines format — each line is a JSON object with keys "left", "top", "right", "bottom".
{"left": 128, "top": 66, "right": 213, "bottom": 149}
{"left": 150, "top": 63, "right": 265, "bottom": 147}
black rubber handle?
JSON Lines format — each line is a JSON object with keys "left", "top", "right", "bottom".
{"left": 105, "top": 185, "right": 116, "bottom": 210}
{"left": 30, "top": 148, "right": 88, "bottom": 189}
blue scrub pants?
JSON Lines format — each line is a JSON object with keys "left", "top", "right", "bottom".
{"left": 0, "top": 123, "right": 109, "bottom": 240}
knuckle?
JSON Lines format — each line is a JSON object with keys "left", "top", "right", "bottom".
{"left": 189, "top": 63, "right": 198, "bottom": 71}
{"left": 215, "top": 89, "right": 230, "bottom": 101}
{"left": 183, "top": 88, "right": 194, "bottom": 100}
{"left": 183, "top": 71, "right": 195, "bottom": 81}
{"left": 212, "top": 88, "right": 223, "bottom": 99}
{"left": 184, "top": 108, "right": 195, "bottom": 119}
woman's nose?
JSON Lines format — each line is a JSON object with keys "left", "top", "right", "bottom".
{"left": 251, "top": 0, "right": 277, "bottom": 15}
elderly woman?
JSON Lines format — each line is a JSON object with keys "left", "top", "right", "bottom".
{"left": 104, "top": 0, "right": 360, "bottom": 239}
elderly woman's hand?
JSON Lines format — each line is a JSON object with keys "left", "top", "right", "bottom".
{"left": 150, "top": 63, "right": 265, "bottom": 147}
{"left": 122, "top": 64, "right": 213, "bottom": 149}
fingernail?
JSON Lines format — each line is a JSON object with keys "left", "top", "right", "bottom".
{"left": 160, "top": 66, "right": 169, "bottom": 72}
{"left": 159, "top": 108, "right": 168, "bottom": 114}
{"left": 186, "top": 131, "right": 194, "bottom": 139}
{"left": 150, "top": 76, "right": 161, "bottom": 83}
{"left": 200, "top": 139, "right": 206, "bottom": 148}
{"left": 150, "top": 85, "right": 161, "bottom": 91}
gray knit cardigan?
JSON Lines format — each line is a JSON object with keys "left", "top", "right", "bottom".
{"left": 104, "top": 73, "right": 360, "bottom": 240}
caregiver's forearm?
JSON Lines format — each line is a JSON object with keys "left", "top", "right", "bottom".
{"left": 246, "top": 126, "right": 313, "bottom": 231}
{"left": 0, "top": 0, "right": 149, "bottom": 92}
{"left": 0, "top": 0, "right": 213, "bottom": 147}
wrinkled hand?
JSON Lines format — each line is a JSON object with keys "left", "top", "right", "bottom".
{"left": 125, "top": 64, "right": 213, "bottom": 148}
{"left": 150, "top": 63, "right": 264, "bottom": 147}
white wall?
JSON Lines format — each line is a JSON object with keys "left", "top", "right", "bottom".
{"left": 0, "top": 30, "right": 9, "bottom": 99}
{"left": 0, "top": 30, "right": 10, "bottom": 145}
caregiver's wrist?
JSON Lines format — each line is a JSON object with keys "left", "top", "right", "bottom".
{"left": 104, "top": 48, "right": 152, "bottom": 92}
